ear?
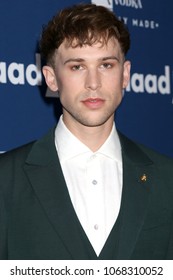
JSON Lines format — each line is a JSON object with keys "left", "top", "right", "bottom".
{"left": 122, "top": 60, "right": 131, "bottom": 89}
{"left": 42, "top": 66, "right": 58, "bottom": 92}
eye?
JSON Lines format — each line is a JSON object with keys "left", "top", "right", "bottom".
{"left": 100, "top": 63, "right": 113, "bottom": 69}
{"left": 71, "top": 65, "right": 83, "bottom": 71}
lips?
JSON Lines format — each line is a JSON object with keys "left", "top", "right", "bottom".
{"left": 82, "top": 98, "right": 105, "bottom": 109}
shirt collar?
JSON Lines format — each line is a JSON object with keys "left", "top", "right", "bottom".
{"left": 55, "top": 115, "right": 122, "bottom": 163}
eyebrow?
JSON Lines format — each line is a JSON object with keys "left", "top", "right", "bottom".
{"left": 63, "top": 56, "right": 120, "bottom": 65}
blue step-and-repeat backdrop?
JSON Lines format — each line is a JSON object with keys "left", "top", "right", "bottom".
{"left": 0, "top": 0, "right": 173, "bottom": 157}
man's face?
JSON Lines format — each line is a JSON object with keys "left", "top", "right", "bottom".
{"left": 43, "top": 38, "right": 130, "bottom": 130}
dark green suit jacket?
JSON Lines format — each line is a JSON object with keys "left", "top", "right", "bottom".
{"left": 0, "top": 129, "right": 173, "bottom": 259}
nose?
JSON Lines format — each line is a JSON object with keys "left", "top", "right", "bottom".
{"left": 85, "top": 69, "right": 101, "bottom": 91}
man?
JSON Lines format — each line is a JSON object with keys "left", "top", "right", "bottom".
{"left": 0, "top": 3, "right": 173, "bottom": 260}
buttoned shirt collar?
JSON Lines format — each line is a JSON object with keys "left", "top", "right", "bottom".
{"left": 55, "top": 115, "right": 122, "bottom": 163}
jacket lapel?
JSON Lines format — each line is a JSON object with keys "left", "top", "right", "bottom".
{"left": 23, "top": 129, "right": 96, "bottom": 259}
{"left": 116, "top": 133, "right": 155, "bottom": 259}
{"left": 23, "top": 128, "right": 156, "bottom": 259}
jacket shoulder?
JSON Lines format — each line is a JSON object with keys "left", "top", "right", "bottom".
{"left": 118, "top": 131, "right": 173, "bottom": 166}
{"left": 0, "top": 128, "right": 55, "bottom": 167}
{"left": 0, "top": 142, "right": 35, "bottom": 166}
{"left": 137, "top": 142, "right": 173, "bottom": 166}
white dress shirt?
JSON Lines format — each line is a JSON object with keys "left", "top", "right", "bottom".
{"left": 55, "top": 116, "right": 123, "bottom": 256}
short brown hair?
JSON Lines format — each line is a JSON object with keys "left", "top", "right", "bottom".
{"left": 40, "top": 3, "right": 130, "bottom": 66}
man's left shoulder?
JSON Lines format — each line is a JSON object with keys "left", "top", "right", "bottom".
{"left": 118, "top": 131, "right": 173, "bottom": 169}
{"left": 137, "top": 142, "right": 173, "bottom": 167}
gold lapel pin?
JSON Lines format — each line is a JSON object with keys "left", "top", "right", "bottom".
{"left": 140, "top": 174, "right": 147, "bottom": 182}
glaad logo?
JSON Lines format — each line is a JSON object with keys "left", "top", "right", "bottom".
{"left": 0, "top": 53, "right": 42, "bottom": 86}
{"left": 126, "top": 66, "right": 171, "bottom": 95}
{"left": 91, "top": 0, "right": 142, "bottom": 10}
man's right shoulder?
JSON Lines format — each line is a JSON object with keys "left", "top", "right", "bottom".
{"left": 0, "top": 127, "right": 55, "bottom": 169}
{"left": 0, "top": 141, "right": 36, "bottom": 166}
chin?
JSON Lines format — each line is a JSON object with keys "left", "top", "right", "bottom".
{"left": 78, "top": 115, "right": 113, "bottom": 128}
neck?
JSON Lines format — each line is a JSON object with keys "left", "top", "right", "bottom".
{"left": 62, "top": 116, "right": 114, "bottom": 152}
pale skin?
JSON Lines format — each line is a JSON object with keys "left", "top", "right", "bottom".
{"left": 43, "top": 37, "right": 131, "bottom": 152}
